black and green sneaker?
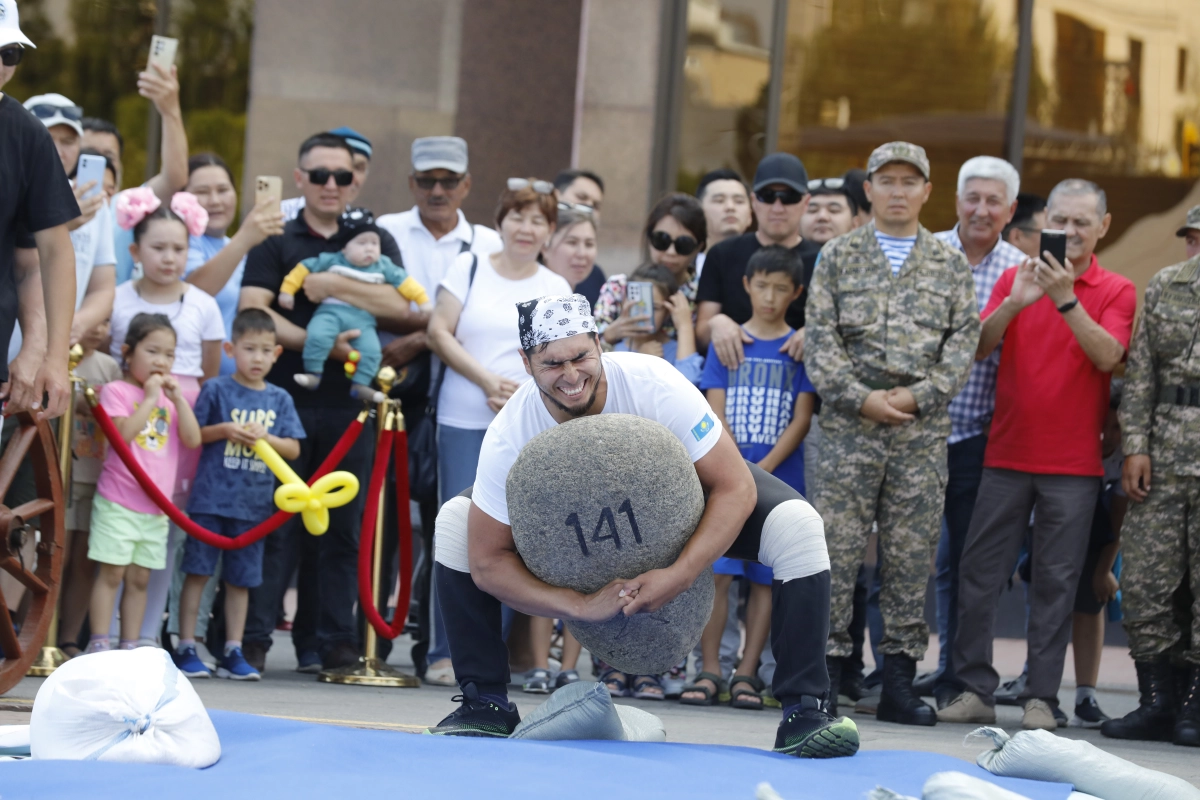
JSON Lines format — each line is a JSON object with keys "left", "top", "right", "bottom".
{"left": 773, "top": 698, "right": 860, "bottom": 759}
{"left": 425, "top": 684, "right": 520, "bottom": 738}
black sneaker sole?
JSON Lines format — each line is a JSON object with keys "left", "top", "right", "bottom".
{"left": 423, "top": 727, "right": 512, "bottom": 738}
{"left": 774, "top": 717, "right": 860, "bottom": 759}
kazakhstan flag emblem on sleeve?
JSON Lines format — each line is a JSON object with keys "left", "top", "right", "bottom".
{"left": 691, "top": 414, "right": 715, "bottom": 441}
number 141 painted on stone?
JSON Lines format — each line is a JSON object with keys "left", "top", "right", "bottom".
{"left": 565, "top": 499, "right": 641, "bottom": 557}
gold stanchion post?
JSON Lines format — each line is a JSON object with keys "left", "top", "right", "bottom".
{"left": 27, "top": 344, "right": 84, "bottom": 676}
{"left": 319, "top": 367, "right": 419, "bottom": 687}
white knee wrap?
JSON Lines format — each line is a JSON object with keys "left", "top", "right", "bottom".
{"left": 433, "top": 495, "right": 472, "bottom": 573}
{"left": 757, "top": 498, "right": 830, "bottom": 582}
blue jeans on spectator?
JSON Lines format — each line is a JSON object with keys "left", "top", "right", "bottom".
{"left": 934, "top": 434, "right": 987, "bottom": 692}
{"left": 428, "top": 424, "right": 515, "bottom": 664}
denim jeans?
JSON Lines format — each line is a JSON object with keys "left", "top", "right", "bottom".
{"left": 245, "top": 405, "right": 374, "bottom": 656}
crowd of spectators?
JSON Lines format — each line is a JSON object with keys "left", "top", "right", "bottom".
{"left": 0, "top": 5, "right": 1196, "bottom": 747}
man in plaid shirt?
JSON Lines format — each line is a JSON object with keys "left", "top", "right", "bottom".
{"left": 927, "top": 156, "right": 1027, "bottom": 707}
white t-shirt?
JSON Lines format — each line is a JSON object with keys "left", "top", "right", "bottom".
{"left": 7, "top": 201, "right": 117, "bottom": 363}
{"left": 473, "top": 351, "right": 723, "bottom": 525}
{"left": 109, "top": 281, "right": 225, "bottom": 377}
{"left": 376, "top": 207, "right": 502, "bottom": 311}
{"left": 437, "top": 253, "right": 571, "bottom": 429}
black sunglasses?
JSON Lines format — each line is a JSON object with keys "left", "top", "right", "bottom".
{"left": 414, "top": 176, "right": 462, "bottom": 191}
{"left": 649, "top": 230, "right": 699, "bottom": 256}
{"left": 301, "top": 167, "right": 354, "bottom": 187}
{"left": 0, "top": 45, "right": 24, "bottom": 67}
{"left": 755, "top": 187, "right": 806, "bottom": 205}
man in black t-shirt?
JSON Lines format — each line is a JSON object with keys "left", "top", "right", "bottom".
{"left": 239, "top": 132, "right": 413, "bottom": 674}
{"left": 696, "top": 153, "right": 817, "bottom": 370}
{"left": 0, "top": 13, "right": 79, "bottom": 421}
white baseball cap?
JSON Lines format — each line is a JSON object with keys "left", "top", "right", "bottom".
{"left": 24, "top": 93, "right": 83, "bottom": 137}
{"left": 0, "top": 0, "right": 37, "bottom": 49}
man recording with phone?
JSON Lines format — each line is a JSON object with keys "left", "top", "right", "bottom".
{"left": 941, "top": 179, "right": 1136, "bottom": 731}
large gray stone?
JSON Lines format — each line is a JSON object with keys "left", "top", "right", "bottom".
{"left": 507, "top": 414, "right": 712, "bottom": 675}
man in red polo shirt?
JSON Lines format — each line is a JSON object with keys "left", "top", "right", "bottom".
{"left": 939, "top": 179, "right": 1136, "bottom": 731}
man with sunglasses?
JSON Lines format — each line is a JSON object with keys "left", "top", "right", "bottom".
{"left": 806, "top": 142, "right": 980, "bottom": 727}
{"left": 281, "top": 126, "right": 373, "bottom": 222}
{"left": 800, "top": 178, "right": 858, "bottom": 247}
{"left": 0, "top": 0, "right": 78, "bottom": 423}
{"left": 696, "top": 153, "right": 819, "bottom": 371}
{"left": 239, "top": 131, "right": 416, "bottom": 675}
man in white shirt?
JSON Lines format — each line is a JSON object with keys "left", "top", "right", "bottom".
{"left": 375, "top": 137, "right": 500, "bottom": 387}
{"left": 424, "top": 294, "right": 857, "bottom": 760}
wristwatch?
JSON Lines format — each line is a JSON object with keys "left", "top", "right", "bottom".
{"left": 1057, "top": 298, "right": 1079, "bottom": 314}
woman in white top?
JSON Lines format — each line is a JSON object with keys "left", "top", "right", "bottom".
{"left": 425, "top": 178, "right": 569, "bottom": 685}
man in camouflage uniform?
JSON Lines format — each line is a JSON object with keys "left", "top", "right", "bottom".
{"left": 1102, "top": 208, "right": 1200, "bottom": 748}
{"left": 806, "top": 142, "right": 979, "bottom": 726}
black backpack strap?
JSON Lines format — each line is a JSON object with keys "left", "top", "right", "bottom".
{"left": 429, "top": 253, "right": 479, "bottom": 412}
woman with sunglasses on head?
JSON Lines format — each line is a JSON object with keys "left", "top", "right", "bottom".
{"left": 184, "top": 153, "right": 285, "bottom": 375}
{"left": 423, "top": 178, "right": 570, "bottom": 688}
{"left": 594, "top": 193, "right": 707, "bottom": 348}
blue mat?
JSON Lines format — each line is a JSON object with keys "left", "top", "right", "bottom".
{"left": 0, "top": 710, "right": 1074, "bottom": 799}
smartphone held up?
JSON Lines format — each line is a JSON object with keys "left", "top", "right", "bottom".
{"left": 147, "top": 35, "right": 178, "bottom": 73}
{"left": 1040, "top": 229, "right": 1068, "bottom": 268}
{"left": 255, "top": 176, "right": 283, "bottom": 215}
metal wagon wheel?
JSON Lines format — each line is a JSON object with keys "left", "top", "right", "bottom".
{"left": 0, "top": 411, "right": 64, "bottom": 693}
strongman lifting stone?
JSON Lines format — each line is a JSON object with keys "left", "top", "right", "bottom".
{"left": 507, "top": 414, "right": 713, "bottom": 675}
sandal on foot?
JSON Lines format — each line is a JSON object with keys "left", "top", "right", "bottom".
{"left": 730, "top": 674, "right": 766, "bottom": 710}
{"left": 522, "top": 667, "right": 552, "bottom": 694}
{"left": 599, "top": 668, "right": 630, "bottom": 698}
{"left": 679, "top": 671, "right": 728, "bottom": 706}
{"left": 631, "top": 674, "right": 665, "bottom": 701}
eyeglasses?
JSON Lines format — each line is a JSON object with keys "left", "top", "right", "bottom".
{"left": 557, "top": 201, "right": 595, "bottom": 216}
{"left": 507, "top": 177, "right": 554, "bottom": 195}
{"left": 301, "top": 167, "right": 354, "bottom": 187}
{"left": 0, "top": 45, "right": 24, "bottom": 67}
{"left": 414, "top": 176, "right": 462, "bottom": 191}
{"left": 29, "top": 102, "right": 83, "bottom": 122}
{"left": 754, "top": 187, "right": 806, "bottom": 205}
{"left": 649, "top": 230, "right": 699, "bottom": 256}
{"left": 808, "top": 178, "right": 845, "bottom": 191}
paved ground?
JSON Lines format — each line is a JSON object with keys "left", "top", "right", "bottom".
{"left": 3, "top": 632, "right": 1197, "bottom": 788}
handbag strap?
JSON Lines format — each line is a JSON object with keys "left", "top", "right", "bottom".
{"left": 428, "top": 252, "right": 478, "bottom": 413}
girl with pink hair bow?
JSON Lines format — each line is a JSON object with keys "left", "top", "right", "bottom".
{"left": 104, "top": 187, "right": 228, "bottom": 647}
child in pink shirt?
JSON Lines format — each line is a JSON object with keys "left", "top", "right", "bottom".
{"left": 88, "top": 312, "right": 200, "bottom": 652}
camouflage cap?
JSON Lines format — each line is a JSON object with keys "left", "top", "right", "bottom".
{"left": 1175, "top": 204, "right": 1200, "bottom": 237}
{"left": 866, "top": 141, "right": 930, "bottom": 180}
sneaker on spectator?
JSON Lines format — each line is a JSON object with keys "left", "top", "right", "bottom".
{"left": 217, "top": 647, "right": 262, "bottom": 681}
{"left": 425, "top": 658, "right": 457, "bottom": 687}
{"left": 296, "top": 650, "right": 322, "bottom": 674}
{"left": 174, "top": 645, "right": 212, "bottom": 679}
{"left": 194, "top": 641, "right": 217, "bottom": 671}
{"left": 1051, "top": 702, "right": 1068, "bottom": 728}
{"left": 1021, "top": 698, "right": 1058, "bottom": 731}
{"left": 995, "top": 673, "right": 1026, "bottom": 706}
{"left": 522, "top": 668, "right": 552, "bottom": 694}
{"left": 936, "top": 691, "right": 996, "bottom": 725}
{"left": 662, "top": 663, "right": 687, "bottom": 699}
{"left": 1072, "top": 697, "right": 1110, "bottom": 728}
{"left": 243, "top": 641, "right": 269, "bottom": 672}
{"left": 554, "top": 670, "right": 580, "bottom": 690}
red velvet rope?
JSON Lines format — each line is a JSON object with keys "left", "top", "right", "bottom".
{"left": 357, "top": 426, "right": 413, "bottom": 640}
{"left": 88, "top": 401, "right": 364, "bottom": 550}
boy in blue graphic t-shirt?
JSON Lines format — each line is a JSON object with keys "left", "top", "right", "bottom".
{"left": 176, "top": 309, "right": 305, "bottom": 681}
{"left": 687, "top": 245, "right": 816, "bottom": 710}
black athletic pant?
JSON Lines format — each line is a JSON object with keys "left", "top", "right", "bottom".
{"left": 435, "top": 462, "right": 831, "bottom": 711}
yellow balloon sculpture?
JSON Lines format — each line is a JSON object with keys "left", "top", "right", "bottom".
{"left": 252, "top": 439, "right": 360, "bottom": 535}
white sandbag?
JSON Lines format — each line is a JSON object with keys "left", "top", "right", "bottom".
{"left": 30, "top": 648, "right": 220, "bottom": 767}
{"left": 615, "top": 703, "right": 666, "bottom": 742}
{"left": 510, "top": 681, "right": 625, "bottom": 741}
{"left": 0, "top": 724, "right": 30, "bottom": 756}
{"left": 923, "top": 771, "right": 1031, "bottom": 800}
{"left": 970, "top": 727, "right": 1200, "bottom": 800}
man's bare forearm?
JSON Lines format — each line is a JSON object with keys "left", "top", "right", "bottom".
{"left": 472, "top": 549, "right": 588, "bottom": 619}
{"left": 13, "top": 249, "right": 46, "bottom": 356}
{"left": 33, "top": 225, "right": 76, "bottom": 360}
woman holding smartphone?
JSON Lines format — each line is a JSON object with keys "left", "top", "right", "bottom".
{"left": 183, "top": 153, "right": 285, "bottom": 375}
{"left": 593, "top": 193, "right": 706, "bottom": 347}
